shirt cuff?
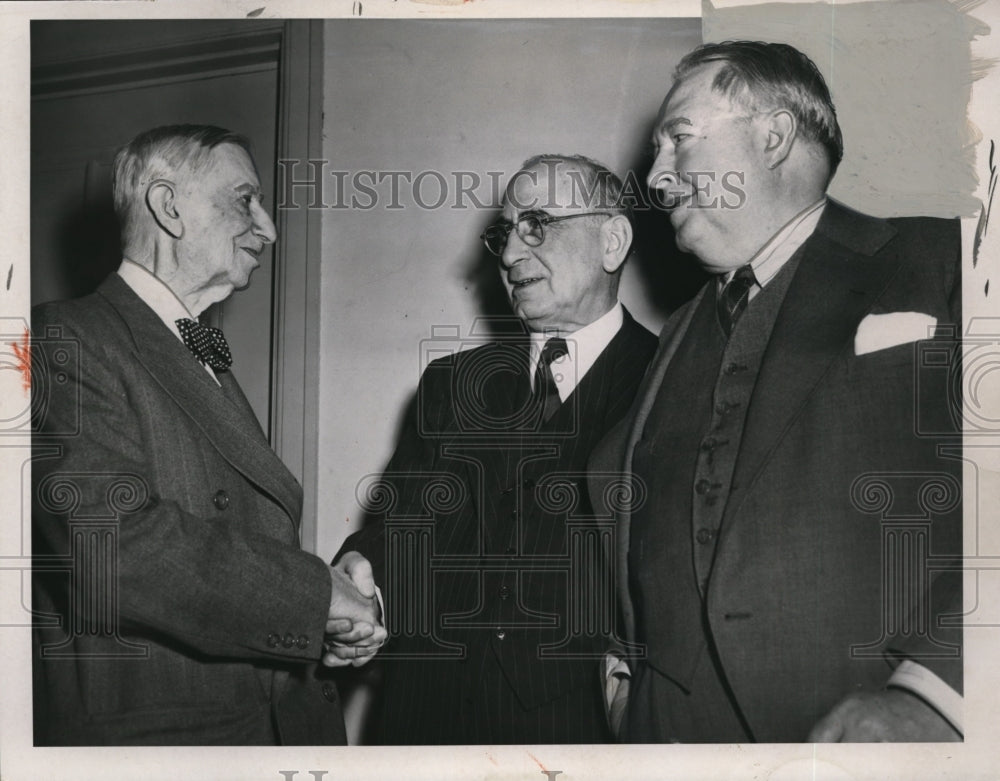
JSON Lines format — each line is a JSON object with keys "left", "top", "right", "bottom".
{"left": 888, "top": 659, "right": 963, "bottom": 735}
{"left": 603, "top": 653, "right": 631, "bottom": 708}
{"left": 374, "top": 585, "right": 385, "bottom": 626}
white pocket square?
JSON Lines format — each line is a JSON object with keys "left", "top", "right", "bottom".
{"left": 854, "top": 312, "right": 937, "bottom": 356}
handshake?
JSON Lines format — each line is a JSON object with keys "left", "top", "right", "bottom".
{"left": 323, "top": 550, "right": 388, "bottom": 668}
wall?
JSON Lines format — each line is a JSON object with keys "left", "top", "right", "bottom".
{"left": 316, "top": 17, "right": 702, "bottom": 563}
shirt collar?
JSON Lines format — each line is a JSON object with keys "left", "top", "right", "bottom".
{"left": 117, "top": 259, "right": 220, "bottom": 384}
{"left": 528, "top": 302, "right": 624, "bottom": 400}
{"left": 722, "top": 197, "right": 827, "bottom": 289}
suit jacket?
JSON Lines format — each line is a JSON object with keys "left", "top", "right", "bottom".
{"left": 343, "top": 309, "right": 657, "bottom": 743}
{"left": 590, "top": 201, "right": 963, "bottom": 741}
{"left": 32, "top": 274, "right": 345, "bottom": 745}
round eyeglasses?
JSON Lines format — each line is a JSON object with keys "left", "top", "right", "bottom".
{"left": 480, "top": 211, "right": 612, "bottom": 256}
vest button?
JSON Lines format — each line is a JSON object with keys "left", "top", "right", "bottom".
{"left": 716, "top": 400, "right": 738, "bottom": 415}
{"left": 495, "top": 628, "right": 506, "bottom": 640}
{"left": 695, "top": 479, "right": 712, "bottom": 495}
{"left": 499, "top": 585, "right": 510, "bottom": 600}
{"left": 696, "top": 527, "right": 715, "bottom": 545}
{"left": 213, "top": 490, "right": 230, "bottom": 510}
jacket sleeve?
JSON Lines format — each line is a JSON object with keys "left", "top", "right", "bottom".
{"left": 885, "top": 216, "right": 964, "bottom": 695}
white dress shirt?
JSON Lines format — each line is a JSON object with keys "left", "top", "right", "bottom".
{"left": 528, "top": 302, "right": 624, "bottom": 400}
{"left": 116, "top": 259, "right": 220, "bottom": 385}
{"left": 720, "top": 197, "right": 827, "bottom": 299}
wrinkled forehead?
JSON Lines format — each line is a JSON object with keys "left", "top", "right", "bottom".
{"left": 503, "top": 163, "right": 583, "bottom": 217}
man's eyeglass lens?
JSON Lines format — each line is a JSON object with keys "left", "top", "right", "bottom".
{"left": 481, "top": 212, "right": 611, "bottom": 256}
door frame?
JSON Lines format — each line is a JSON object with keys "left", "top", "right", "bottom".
{"left": 272, "top": 20, "right": 324, "bottom": 553}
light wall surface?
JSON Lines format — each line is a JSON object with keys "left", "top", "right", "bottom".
{"left": 316, "top": 18, "right": 702, "bottom": 561}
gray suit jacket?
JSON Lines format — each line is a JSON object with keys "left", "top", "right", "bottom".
{"left": 590, "top": 201, "right": 963, "bottom": 740}
{"left": 32, "top": 274, "right": 345, "bottom": 745}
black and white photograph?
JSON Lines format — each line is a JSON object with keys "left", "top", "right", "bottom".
{"left": 2, "top": 0, "right": 999, "bottom": 778}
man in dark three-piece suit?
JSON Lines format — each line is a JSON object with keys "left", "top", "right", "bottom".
{"left": 341, "top": 154, "right": 657, "bottom": 743}
{"left": 591, "top": 42, "right": 963, "bottom": 743}
{"left": 32, "top": 125, "right": 385, "bottom": 745}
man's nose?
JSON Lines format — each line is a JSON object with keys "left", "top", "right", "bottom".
{"left": 252, "top": 203, "right": 278, "bottom": 244}
{"left": 499, "top": 227, "right": 528, "bottom": 268}
{"left": 647, "top": 147, "right": 678, "bottom": 191}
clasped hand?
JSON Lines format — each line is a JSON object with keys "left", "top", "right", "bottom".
{"left": 323, "top": 551, "right": 387, "bottom": 668}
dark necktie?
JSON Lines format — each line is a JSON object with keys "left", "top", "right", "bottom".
{"left": 717, "top": 264, "right": 757, "bottom": 336}
{"left": 533, "top": 337, "right": 568, "bottom": 423}
{"left": 176, "top": 318, "right": 232, "bottom": 372}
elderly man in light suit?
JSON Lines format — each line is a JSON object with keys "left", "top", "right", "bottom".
{"left": 32, "top": 124, "right": 384, "bottom": 745}
{"left": 593, "top": 41, "right": 963, "bottom": 743}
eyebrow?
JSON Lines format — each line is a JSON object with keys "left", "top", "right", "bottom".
{"left": 234, "top": 183, "right": 261, "bottom": 196}
{"left": 656, "top": 116, "right": 693, "bottom": 138}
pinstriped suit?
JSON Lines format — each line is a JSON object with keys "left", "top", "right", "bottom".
{"left": 343, "top": 310, "right": 657, "bottom": 744}
{"left": 32, "top": 274, "right": 345, "bottom": 745}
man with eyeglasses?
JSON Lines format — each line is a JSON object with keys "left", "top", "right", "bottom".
{"left": 338, "top": 154, "right": 657, "bottom": 744}
{"left": 590, "top": 41, "right": 962, "bottom": 743}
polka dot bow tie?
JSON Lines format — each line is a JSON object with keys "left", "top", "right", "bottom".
{"left": 175, "top": 318, "right": 232, "bottom": 372}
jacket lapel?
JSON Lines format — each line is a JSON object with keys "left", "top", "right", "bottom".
{"left": 724, "top": 201, "right": 901, "bottom": 524}
{"left": 615, "top": 291, "right": 707, "bottom": 645}
{"left": 98, "top": 275, "right": 303, "bottom": 525}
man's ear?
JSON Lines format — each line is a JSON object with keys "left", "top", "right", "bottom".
{"left": 145, "top": 179, "right": 183, "bottom": 239}
{"left": 601, "top": 215, "right": 632, "bottom": 273}
{"left": 761, "top": 109, "right": 797, "bottom": 170}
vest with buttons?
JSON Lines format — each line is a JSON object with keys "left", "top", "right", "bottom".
{"left": 629, "top": 253, "right": 802, "bottom": 690}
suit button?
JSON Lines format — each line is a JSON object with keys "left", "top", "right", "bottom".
{"left": 695, "top": 479, "right": 711, "bottom": 495}
{"left": 701, "top": 437, "right": 728, "bottom": 451}
{"left": 499, "top": 585, "right": 510, "bottom": 600}
{"left": 283, "top": 632, "right": 296, "bottom": 648}
{"left": 297, "top": 635, "right": 310, "bottom": 649}
{"left": 213, "top": 490, "right": 230, "bottom": 510}
{"left": 322, "top": 682, "right": 338, "bottom": 702}
{"left": 723, "top": 362, "right": 748, "bottom": 376}
{"left": 696, "top": 528, "right": 715, "bottom": 545}
{"left": 266, "top": 632, "right": 281, "bottom": 648}
{"left": 495, "top": 628, "right": 506, "bottom": 640}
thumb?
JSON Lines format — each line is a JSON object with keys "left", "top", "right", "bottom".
{"left": 341, "top": 551, "right": 376, "bottom": 598}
